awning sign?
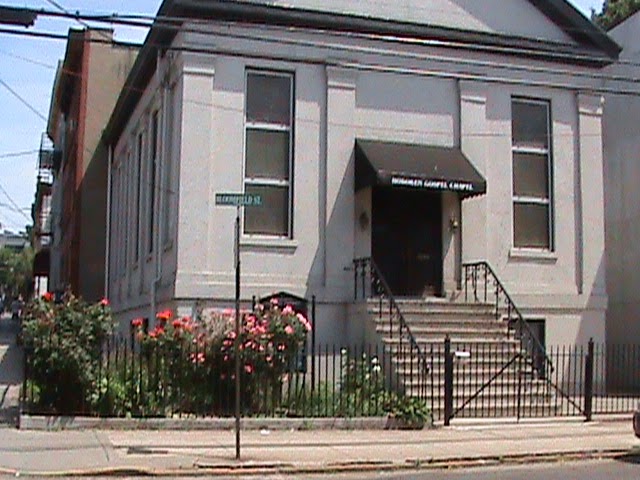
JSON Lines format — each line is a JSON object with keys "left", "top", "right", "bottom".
{"left": 390, "top": 176, "right": 475, "bottom": 193}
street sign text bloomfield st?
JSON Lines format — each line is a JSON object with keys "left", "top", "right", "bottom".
{"left": 215, "top": 193, "right": 262, "bottom": 207}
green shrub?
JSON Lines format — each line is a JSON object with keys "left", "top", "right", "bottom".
{"left": 21, "top": 292, "right": 113, "bottom": 414}
{"left": 384, "top": 393, "right": 432, "bottom": 428}
{"left": 130, "top": 302, "right": 312, "bottom": 416}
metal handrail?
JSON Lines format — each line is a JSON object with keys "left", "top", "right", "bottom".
{"left": 353, "top": 257, "right": 429, "bottom": 374}
{"left": 462, "top": 261, "right": 554, "bottom": 376}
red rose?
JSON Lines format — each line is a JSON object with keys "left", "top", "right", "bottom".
{"left": 131, "top": 318, "right": 144, "bottom": 328}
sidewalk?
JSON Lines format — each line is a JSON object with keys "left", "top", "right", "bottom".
{"left": 0, "top": 419, "right": 638, "bottom": 476}
{"left": 0, "top": 313, "right": 21, "bottom": 427}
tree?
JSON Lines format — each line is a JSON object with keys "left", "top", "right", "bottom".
{"left": 592, "top": 0, "right": 640, "bottom": 30}
{"left": 0, "top": 246, "right": 34, "bottom": 300}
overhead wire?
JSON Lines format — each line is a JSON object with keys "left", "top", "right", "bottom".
{"left": 0, "top": 48, "right": 56, "bottom": 69}
{"left": 0, "top": 182, "right": 31, "bottom": 222}
{"left": 24, "top": 1, "right": 618, "bottom": 43}
{"left": 0, "top": 201, "right": 30, "bottom": 215}
{"left": 12, "top": 5, "right": 640, "bottom": 68}
{"left": 0, "top": 76, "right": 48, "bottom": 122}
{"left": 0, "top": 211, "right": 25, "bottom": 231}
{"left": 0, "top": 30, "right": 615, "bottom": 141}
{"left": 0, "top": 3, "right": 635, "bottom": 161}
{"left": 0, "top": 149, "right": 39, "bottom": 159}
{"left": 44, "top": 0, "right": 100, "bottom": 32}
{"left": 3, "top": 7, "right": 640, "bottom": 95}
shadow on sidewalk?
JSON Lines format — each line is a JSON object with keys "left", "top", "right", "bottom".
{"left": 614, "top": 451, "right": 640, "bottom": 465}
{"left": 0, "top": 317, "right": 23, "bottom": 385}
{"left": 0, "top": 316, "right": 23, "bottom": 428}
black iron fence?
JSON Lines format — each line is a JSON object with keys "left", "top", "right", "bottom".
{"left": 22, "top": 336, "right": 640, "bottom": 422}
{"left": 432, "top": 339, "right": 640, "bottom": 423}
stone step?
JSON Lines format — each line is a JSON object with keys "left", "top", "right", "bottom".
{"left": 429, "top": 404, "right": 562, "bottom": 417}
{"left": 393, "top": 364, "right": 538, "bottom": 377}
{"left": 403, "top": 381, "right": 553, "bottom": 396}
{"left": 405, "top": 393, "right": 554, "bottom": 406}
{"left": 400, "top": 376, "right": 550, "bottom": 389}
{"left": 374, "top": 318, "right": 509, "bottom": 331}
{"left": 402, "top": 315, "right": 505, "bottom": 325}
{"left": 393, "top": 351, "right": 530, "bottom": 362}
{"left": 383, "top": 337, "right": 520, "bottom": 346}
{"left": 391, "top": 365, "right": 537, "bottom": 377}
{"left": 376, "top": 326, "right": 510, "bottom": 340}
{"left": 368, "top": 304, "right": 496, "bottom": 317}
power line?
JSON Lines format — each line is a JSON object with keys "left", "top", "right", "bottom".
{"left": 0, "top": 212, "right": 23, "bottom": 230}
{"left": 0, "top": 76, "right": 47, "bottom": 122}
{"left": 0, "top": 149, "right": 38, "bottom": 159}
{"left": 10, "top": 5, "right": 626, "bottom": 67}
{"left": 26, "top": 2, "right": 620, "bottom": 44}
{"left": 44, "top": 0, "right": 117, "bottom": 42}
{"left": 44, "top": 0, "right": 93, "bottom": 30}
{"left": 0, "top": 201, "right": 30, "bottom": 215}
{"left": 0, "top": 182, "right": 31, "bottom": 222}
{"left": 0, "top": 25, "right": 141, "bottom": 47}
{"left": 0, "top": 48, "right": 55, "bottom": 69}
{"left": 11, "top": 23, "right": 640, "bottom": 100}
{"left": 4, "top": 10, "right": 640, "bottom": 94}
{"left": 0, "top": 4, "right": 631, "bottom": 76}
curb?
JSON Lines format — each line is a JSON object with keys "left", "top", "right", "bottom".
{"left": 19, "top": 415, "right": 391, "bottom": 431}
{"left": 1, "top": 448, "right": 636, "bottom": 477}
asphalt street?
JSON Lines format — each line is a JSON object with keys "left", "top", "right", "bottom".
{"left": 6, "top": 457, "right": 639, "bottom": 479}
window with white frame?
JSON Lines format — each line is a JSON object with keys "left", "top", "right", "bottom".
{"left": 162, "top": 84, "right": 176, "bottom": 246}
{"left": 126, "top": 147, "right": 134, "bottom": 269}
{"left": 148, "top": 111, "right": 158, "bottom": 254}
{"left": 243, "top": 70, "right": 294, "bottom": 237}
{"left": 511, "top": 98, "right": 553, "bottom": 250}
{"left": 110, "top": 159, "right": 120, "bottom": 279}
{"left": 134, "top": 132, "right": 144, "bottom": 262}
{"left": 122, "top": 152, "right": 130, "bottom": 275}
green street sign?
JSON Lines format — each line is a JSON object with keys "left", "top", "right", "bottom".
{"left": 215, "top": 193, "right": 263, "bottom": 207}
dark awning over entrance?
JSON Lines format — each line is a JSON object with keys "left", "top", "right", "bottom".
{"left": 33, "top": 249, "right": 50, "bottom": 276}
{"left": 355, "top": 139, "right": 486, "bottom": 197}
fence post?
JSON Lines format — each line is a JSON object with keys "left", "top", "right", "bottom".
{"left": 584, "top": 338, "right": 594, "bottom": 422}
{"left": 444, "top": 336, "right": 453, "bottom": 426}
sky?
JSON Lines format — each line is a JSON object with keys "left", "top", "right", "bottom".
{"left": 0, "top": 0, "right": 603, "bottom": 234}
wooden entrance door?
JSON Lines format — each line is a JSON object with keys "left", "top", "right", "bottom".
{"left": 372, "top": 188, "right": 442, "bottom": 297}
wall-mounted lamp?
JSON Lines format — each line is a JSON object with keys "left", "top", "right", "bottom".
{"left": 359, "top": 211, "right": 370, "bottom": 231}
{"left": 449, "top": 217, "right": 460, "bottom": 231}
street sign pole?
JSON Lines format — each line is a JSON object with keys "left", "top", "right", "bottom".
{"left": 234, "top": 205, "right": 241, "bottom": 460}
{"left": 214, "top": 192, "right": 262, "bottom": 461}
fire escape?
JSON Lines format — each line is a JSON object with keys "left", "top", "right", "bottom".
{"left": 31, "top": 133, "right": 58, "bottom": 294}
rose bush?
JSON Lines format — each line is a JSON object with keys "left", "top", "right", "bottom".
{"left": 129, "top": 300, "right": 311, "bottom": 415}
{"left": 21, "top": 292, "right": 113, "bottom": 414}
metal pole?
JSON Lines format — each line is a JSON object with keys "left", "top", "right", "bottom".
{"left": 444, "top": 336, "right": 453, "bottom": 426}
{"left": 234, "top": 205, "right": 241, "bottom": 459}
{"left": 584, "top": 338, "right": 594, "bottom": 422}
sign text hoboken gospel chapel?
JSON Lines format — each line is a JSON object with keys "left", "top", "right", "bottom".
{"left": 391, "top": 176, "right": 475, "bottom": 192}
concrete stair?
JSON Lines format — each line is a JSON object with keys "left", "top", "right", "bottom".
{"left": 366, "top": 297, "right": 554, "bottom": 419}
